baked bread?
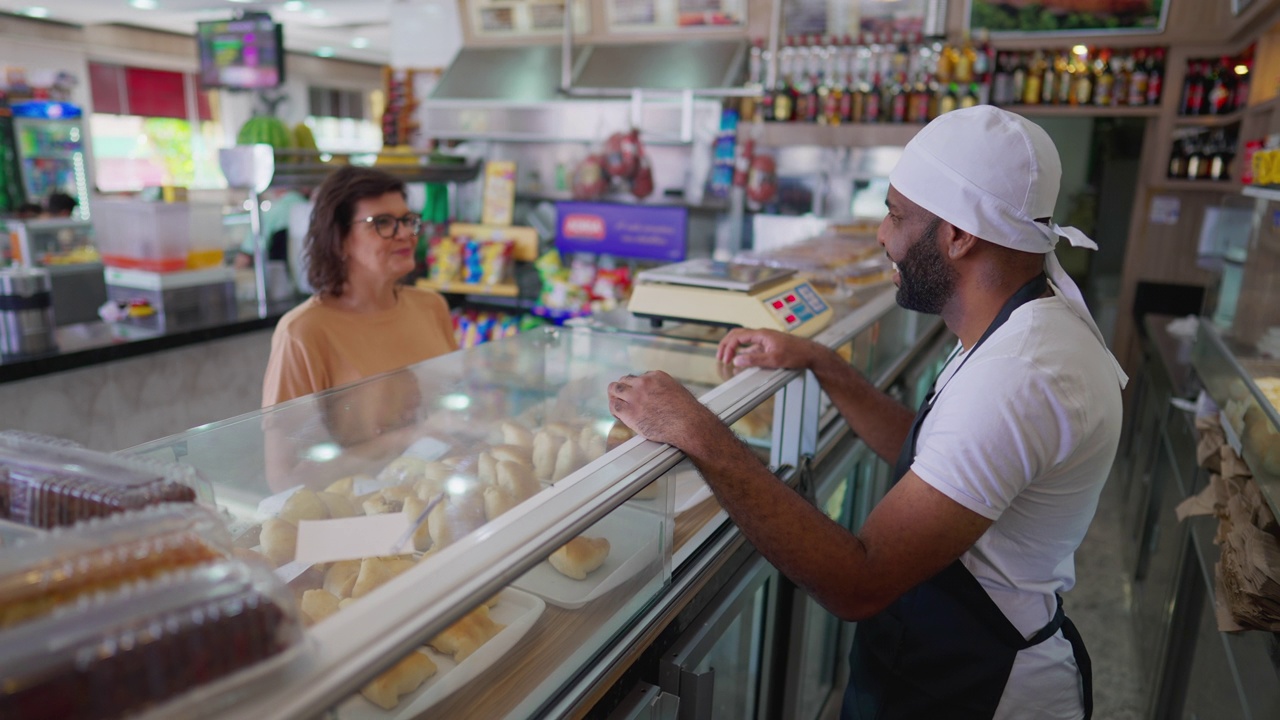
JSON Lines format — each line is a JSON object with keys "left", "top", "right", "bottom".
{"left": 496, "top": 460, "right": 539, "bottom": 503}
{"left": 402, "top": 495, "right": 433, "bottom": 552}
{"left": 501, "top": 421, "right": 534, "bottom": 447}
{"left": 428, "top": 493, "right": 486, "bottom": 549}
{"left": 549, "top": 536, "right": 610, "bottom": 580}
{"left": 323, "top": 560, "right": 362, "bottom": 598}
{"left": 259, "top": 518, "right": 298, "bottom": 566}
{"left": 351, "top": 556, "right": 416, "bottom": 599}
{"left": 360, "top": 650, "right": 438, "bottom": 710}
{"left": 428, "top": 604, "right": 504, "bottom": 662}
{"left": 532, "top": 431, "right": 564, "bottom": 481}
{"left": 489, "top": 444, "right": 533, "bottom": 466}
{"left": 552, "top": 439, "right": 582, "bottom": 482}
{"left": 483, "top": 486, "right": 517, "bottom": 521}
{"left": 477, "top": 452, "right": 498, "bottom": 484}
{"left": 279, "top": 489, "right": 327, "bottom": 523}
{"left": 316, "top": 491, "right": 356, "bottom": 519}
{"left": 300, "top": 588, "right": 341, "bottom": 626}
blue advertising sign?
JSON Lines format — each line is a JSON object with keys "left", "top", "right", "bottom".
{"left": 555, "top": 202, "right": 687, "bottom": 261}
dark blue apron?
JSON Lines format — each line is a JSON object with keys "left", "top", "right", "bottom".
{"left": 842, "top": 274, "right": 1094, "bottom": 720}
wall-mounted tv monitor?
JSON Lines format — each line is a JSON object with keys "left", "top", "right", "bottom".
{"left": 197, "top": 14, "right": 285, "bottom": 89}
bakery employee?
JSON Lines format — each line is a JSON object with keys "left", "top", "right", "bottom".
{"left": 262, "top": 166, "right": 457, "bottom": 407}
{"left": 608, "top": 106, "right": 1126, "bottom": 720}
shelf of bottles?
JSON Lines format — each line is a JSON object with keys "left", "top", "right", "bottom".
{"left": 1176, "top": 46, "right": 1254, "bottom": 121}
{"left": 1167, "top": 123, "right": 1239, "bottom": 184}
{"left": 729, "top": 35, "right": 1169, "bottom": 148}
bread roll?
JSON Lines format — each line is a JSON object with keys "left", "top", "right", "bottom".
{"left": 351, "top": 556, "right": 417, "bottom": 599}
{"left": 260, "top": 518, "right": 298, "bottom": 566}
{"left": 484, "top": 485, "right": 517, "bottom": 521}
{"left": 497, "top": 460, "right": 539, "bottom": 502}
{"left": 549, "top": 536, "right": 610, "bottom": 580}
{"left": 362, "top": 495, "right": 393, "bottom": 516}
{"left": 380, "top": 484, "right": 415, "bottom": 511}
{"left": 325, "top": 476, "right": 360, "bottom": 496}
{"left": 501, "top": 421, "right": 533, "bottom": 448}
{"left": 324, "top": 560, "right": 362, "bottom": 598}
{"left": 279, "top": 489, "right": 327, "bottom": 523}
{"left": 316, "top": 491, "right": 356, "bottom": 519}
{"left": 605, "top": 421, "right": 636, "bottom": 451}
{"left": 544, "top": 421, "right": 578, "bottom": 439}
{"left": 490, "top": 444, "right": 532, "bottom": 466}
{"left": 360, "top": 650, "right": 438, "bottom": 710}
{"left": 339, "top": 597, "right": 358, "bottom": 610}
{"left": 402, "top": 495, "right": 433, "bottom": 552}
{"left": 428, "top": 604, "right": 504, "bottom": 662}
{"left": 478, "top": 452, "right": 498, "bottom": 484}
{"left": 428, "top": 494, "right": 486, "bottom": 549}
{"left": 301, "top": 588, "right": 341, "bottom": 626}
{"left": 532, "top": 431, "right": 564, "bottom": 481}
{"left": 552, "top": 439, "right": 583, "bottom": 482}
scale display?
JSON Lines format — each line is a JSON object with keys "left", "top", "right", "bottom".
{"left": 628, "top": 259, "right": 833, "bottom": 337}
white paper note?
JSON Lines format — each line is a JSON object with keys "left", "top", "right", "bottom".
{"left": 295, "top": 514, "right": 415, "bottom": 565}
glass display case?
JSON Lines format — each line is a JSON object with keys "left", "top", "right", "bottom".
{"left": 1192, "top": 320, "right": 1280, "bottom": 516}
{"left": 5, "top": 218, "right": 98, "bottom": 268}
{"left": 111, "top": 284, "right": 927, "bottom": 718}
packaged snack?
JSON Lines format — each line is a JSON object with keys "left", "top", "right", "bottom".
{"left": 0, "top": 432, "right": 208, "bottom": 529}
{"left": 0, "top": 504, "right": 230, "bottom": 629}
{"left": 428, "top": 235, "right": 462, "bottom": 284}
{"left": 478, "top": 239, "right": 514, "bottom": 286}
{"left": 0, "top": 559, "right": 304, "bottom": 720}
{"left": 461, "top": 237, "right": 484, "bottom": 284}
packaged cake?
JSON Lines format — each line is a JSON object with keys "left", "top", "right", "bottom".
{"left": 0, "top": 503, "right": 230, "bottom": 628}
{"left": 0, "top": 559, "right": 304, "bottom": 720}
{"left": 0, "top": 431, "right": 209, "bottom": 528}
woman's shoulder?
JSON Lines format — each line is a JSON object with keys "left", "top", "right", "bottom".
{"left": 274, "top": 296, "right": 331, "bottom": 338}
{"left": 399, "top": 285, "right": 449, "bottom": 312}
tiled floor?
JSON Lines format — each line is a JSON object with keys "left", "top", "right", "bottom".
{"left": 1070, "top": 469, "right": 1147, "bottom": 719}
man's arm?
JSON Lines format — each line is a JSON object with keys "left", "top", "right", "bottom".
{"left": 718, "top": 329, "right": 915, "bottom": 463}
{"left": 608, "top": 371, "right": 992, "bottom": 621}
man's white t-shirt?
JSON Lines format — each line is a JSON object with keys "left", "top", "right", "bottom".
{"left": 909, "top": 292, "right": 1123, "bottom": 720}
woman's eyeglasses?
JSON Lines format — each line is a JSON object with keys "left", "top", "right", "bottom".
{"left": 358, "top": 214, "right": 423, "bottom": 239}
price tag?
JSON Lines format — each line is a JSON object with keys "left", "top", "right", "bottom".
{"left": 294, "top": 514, "right": 415, "bottom": 565}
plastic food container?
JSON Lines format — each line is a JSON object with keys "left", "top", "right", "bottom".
{"left": 0, "top": 503, "right": 231, "bottom": 629}
{"left": 0, "top": 431, "right": 211, "bottom": 528}
{"left": 0, "top": 559, "right": 305, "bottom": 720}
{"left": 93, "top": 198, "right": 192, "bottom": 273}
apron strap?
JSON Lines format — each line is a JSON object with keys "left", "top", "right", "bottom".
{"left": 1022, "top": 594, "right": 1093, "bottom": 720}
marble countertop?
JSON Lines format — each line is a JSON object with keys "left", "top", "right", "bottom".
{"left": 0, "top": 297, "right": 304, "bottom": 386}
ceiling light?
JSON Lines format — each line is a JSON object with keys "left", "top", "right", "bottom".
{"left": 308, "top": 8, "right": 327, "bottom": 18}
{"left": 315, "top": 46, "right": 335, "bottom": 58}
{"left": 129, "top": 0, "right": 158, "bottom": 8}
{"left": 18, "top": 6, "right": 50, "bottom": 17}
{"left": 227, "top": 0, "right": 252, "bottom": 4}
{"left": 283, "top": 0, "right": 306, "bottom": 9}
{"left": 350, "top": 37, "right": 370, "bottom": 49}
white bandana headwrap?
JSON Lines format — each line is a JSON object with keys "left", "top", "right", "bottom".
{"left": 889, "top": 105, "right": 1128, "bottom": 388}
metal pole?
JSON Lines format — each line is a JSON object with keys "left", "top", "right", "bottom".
{"left": 250, "top": 188, "right": 267, "bottom": 316}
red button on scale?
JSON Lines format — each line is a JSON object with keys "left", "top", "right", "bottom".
{"left": 772, "top": 300, "right": 784, "bottom": 309}
{"left": 785, "top": 315, "right": 797, "bottom": 324}
{"left": 785, "top": 295, "right": 797, "bottom": 303}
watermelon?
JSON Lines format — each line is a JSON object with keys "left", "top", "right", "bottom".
{"left": 236, "top": 116, "right": 293, "bottom": 149}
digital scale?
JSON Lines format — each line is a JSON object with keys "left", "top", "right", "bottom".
{"left": 627, "top": 259, "right": 833, "bottom": 337}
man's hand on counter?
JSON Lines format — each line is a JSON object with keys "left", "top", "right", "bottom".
{"left": 607, "top": 371, "right": 731, "bottom": 455}
{"left": 716, "top": 328, "right": 829, "bottom": 370}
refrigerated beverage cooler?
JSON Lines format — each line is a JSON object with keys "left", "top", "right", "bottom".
{"left": 11, "top": 101, "right": 90, "bottom": 220}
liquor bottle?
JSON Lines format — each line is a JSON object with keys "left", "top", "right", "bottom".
{"left": 992, "top": 52, "right": 1013, "bottom": 106}
{"left": 1023, "top": 50, "right": 1045, "bottom": 105}
{"left": 889, "top": 73, "right": 909, "bottom": 123}
{"left": 864, "top": 73, "right": 882, "bottom": 123}
{"left": 1186, "top": 135, "right": 1207, "bottom": 179}
{"left": 1011, "top": 52, "right": 1028, "bottom": 105}
{"left": 974, "top": 29, "right": 993, "bottom": 84}
{"left": 1168, "top": 137, "right": 1188, "bottom": 179}
{"left": 771, "top": 39, "right": 795, "bottom": 122}
{"left": 1041, "top": 56, "right": 1057, "bottom": 105}
{"left": 1056, "top": 51, "right": 1073, "bottom": 105}
{"left": 1128, "top": 49, "right": 1149, "bottom": 106}
{"left": 937, "top": 39, "right": 956, "bottom": 85}
{"left": 822, "top": 39, "right": 845, "bottom": 125}
{"left": 1072, "top": 50, "right": 1093, "bottom": 106}
{"left": 1111, "top": 51, "right": 1130, "bottom": 106}
{"left": 1206, "top": 58, "right": 1233, "bottom": 114}
{"left": 1092, "top": 49, "right": 1114, "bottom": 106}
{"left": 960, "top": 83, "right": 979, "bottom": 109}
{"left": 939, "top": 82, "right": 959, "bottom": 115}
{"left": 1234, "top": 57, "right": 1252, "bottom": 111}
{"left": 955, "top": 32, "right": 976, "bottom": 85}
{"left": 741, "top": 38, "right": 764, "bottom": 122}
{"left": 909, "top": 72, "right": 931, "bottom": 123}
{"left": 1209, "top": 130, "right": 1234, "bottom": 180}
{"left": 1146, "top": 48, "right": 1164, "bottom": 105}
{"left": 1182, "top": 61, "right": 1205, "bottom": 115}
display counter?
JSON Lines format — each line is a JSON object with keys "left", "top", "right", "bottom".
{"left": 0, "top": 296, "right": 302, "bottom": 385}
{"left": 117, "top": 284, "right": 949, "bottom": 719}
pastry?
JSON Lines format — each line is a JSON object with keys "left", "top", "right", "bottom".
{"left": 325, "top": 475, "right": 365, "bottom": 496}
{"left": 279, "top": 489, "right": 328, "bottom": 523}
{"left": 605, "top": 420, "right": 636, "bottom": 451}
{"left": 323, "top": 560, "right": 362, "bottom": 598}
{"left": 351, "top": 556, "right": 417, "bottom": 599}
{"left": 362, "top": 495, "right": 393, "bottom": 516}
{"left": 552, "top": 439, "right": 583, "bottom": 482}
{"left": 428, "top": 604, "right": 504, "bottom": 662}
{"left": 548, "top": 536, "right": 610, "bottom": 580}
{"left": 484, "top": 485, "right": 517, "bottom": 521}
{"left": 338, "top": 597, "right": 358, "bottom": 610}
{"left": 316, "top": 491, "right": 356, "bottom": 519}
{"left": 489, "top": 444, "right": 532, "bottom": 466}
{"left": 544, "top": 421, "right": 578, "bottom": 440}
{"left": 501, "top": 421, "right": 533, "bottom": 448}
{"left": 428, "top": 494, "right": 486, "bottom": 549}
{"left": 300, "top": 589, "right": 341, "bottom": 626}
{"left": 497, "top": 460, "right": 539, "bottom": 503}
{"left": 532, "top": 431, "right": 564, "bottom": 481}
{"left": 478, "top": 452, "right": 498, "bottom": 484}
{"left": 402, "top": 496, "right": 433, "bottom": 552}
{"left": 360, "top": 650, "right": 438, "bottom": 710}
{"left": 259, "top": 518, "right": 298, "bottom": 566}
{"left": 379, "top": 484, "right": 416, "bottom": 512}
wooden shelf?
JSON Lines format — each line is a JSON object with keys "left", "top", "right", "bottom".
{"left": 1150, "top": 178, "right": 1242, "bottom": 192}
{"left": 416, "top": 279, "right": 521, "bottom": 297}
{"left": 1171, "top": 108, "right": 1247, "bottom": 127}
{"left": 740, "top": 122, "right": 923, "bottom": 148}
{"left": 1242, "top": 184, "right": 1280, "bottom": 201}
{"left": 1002, "top": 104, "right": 1161, "bottom": 118}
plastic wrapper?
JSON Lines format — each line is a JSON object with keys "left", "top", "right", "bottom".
{"left": 732, "top": 235, "right": 892, "bottom": 298}
{"left": 0, "top": 503, "right": 231, "bottom": 629}
{"left": 0, "top": 431, "right": 208, "bottom": 529}
{"left": 0, "top": 559, "right": 305, "bottom": 720}
{"left": 427, "top": 235, "right": 463, "bottom": 284}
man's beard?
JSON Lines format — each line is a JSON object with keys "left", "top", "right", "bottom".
{"left": 895, "top": 218, "right": 957, "bottom": 315}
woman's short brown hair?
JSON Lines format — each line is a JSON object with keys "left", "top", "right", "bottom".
{"left": 305, "top": 166, "right": 406, "bottom": 297}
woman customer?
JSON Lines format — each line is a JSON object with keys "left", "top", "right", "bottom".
{"left": 262, "top": 166, "right": 457, "bottom": 406}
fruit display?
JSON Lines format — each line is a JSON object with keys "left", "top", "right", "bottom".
{"left": 236, "top": 115, "right": 294, "bottom": 149}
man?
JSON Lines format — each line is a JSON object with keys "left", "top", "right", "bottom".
{"left": 607, "top": 106, "right": 1127, "bottom": 719}
{"left": 233, "top": 186, "right": 309, "bottom": 269}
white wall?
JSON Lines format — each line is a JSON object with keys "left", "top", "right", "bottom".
{"left": 390, "top": 0, "right": 464, "bottom": 70}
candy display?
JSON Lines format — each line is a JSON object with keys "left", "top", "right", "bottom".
{"left": 453, "top": 309, "right": 531, "bottom": 348}
{"left": 428, "top": 234, "right": 514, "bottom": 287}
